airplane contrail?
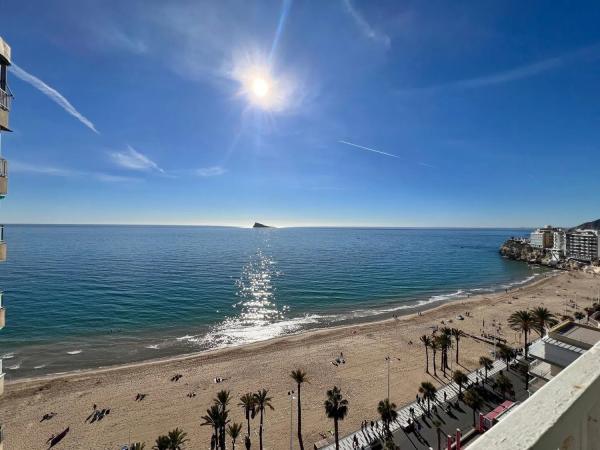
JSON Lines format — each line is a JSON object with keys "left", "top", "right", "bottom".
{"left": 338, "top": 140, "right": 402, "bottom": 159}
{"left": 11, "top": 63, "right": 99, "bottom": 134}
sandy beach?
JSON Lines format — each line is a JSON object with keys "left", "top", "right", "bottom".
{"left": 1, "top": 270, "right": 598, "bottom": 450}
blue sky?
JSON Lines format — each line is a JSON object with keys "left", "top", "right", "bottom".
{"left": 2, "top": 0, "right": 600, "bottom": 227}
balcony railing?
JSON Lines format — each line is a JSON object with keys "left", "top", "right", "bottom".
{"left": 0, "top": 159, "right": 7, "bottom": 198}
{"left": 468, "top": 341, "right": 600, "bottom": 449}
{"left": 0, "top": 86, "right": 12, "bottom": 111}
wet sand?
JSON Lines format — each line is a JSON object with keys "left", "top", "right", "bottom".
{"left": 1, "top": 270, "right": 598, "bottom": 450}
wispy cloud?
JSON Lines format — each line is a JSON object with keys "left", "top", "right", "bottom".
{"left": 342, "top": 0, "right": 391, "bottom": 48}
{"left": 10, "top": 161, "right": 77, "bottom": 177}
{"left": 398, "top": 42, "right": 600, "bottom": 93}
{"left": 11, "top": 64, "right": 99, "bottom": 134}
{"left": 109, "top": 146, "right": 164, "bottom": 173}
{"left": 338, "top": 140, "right": 401, "bottom": 159}
{"left": 11, "top": 160, "right": 138, "bottom": 183}
{"left": 196, "top": 166, "right": 227, "bottom": 177}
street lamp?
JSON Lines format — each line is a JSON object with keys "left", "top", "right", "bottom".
{"left": 385, "top": 356, "right": 391, "bottom": 400}
{"left": 288, "top": 390, "right": 295, "bottom": 450}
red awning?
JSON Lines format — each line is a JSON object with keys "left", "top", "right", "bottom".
{"left": 483, "top": 400, "right": 515, "bottom": 421}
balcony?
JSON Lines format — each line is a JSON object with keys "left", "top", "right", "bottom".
{"left": 0, "top": 292, "right": 4, "bottom": 329}
{"left": 0, "top": 159, "right": 7, "bottom": 198}
{"left": 466, "top": 340, "right": 600, "bottom": 449}
{"left": 0, "top": 225, "right": 5, "bottom": 262}
{"left": 0, "top": 358, "right": 4, "bottom": 396}
{"left": 0, "top": 86, "right": 11, "bottom": 132}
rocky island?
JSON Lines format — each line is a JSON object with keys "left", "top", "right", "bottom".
{"left": 252, "top": 222, "right": 271, "bottom": 228}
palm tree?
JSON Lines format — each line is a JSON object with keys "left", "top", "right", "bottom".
{"left": 129, "top": 444, "right": 145, "bottom": 450}
{"left": 436, "top": 332, "right": 452, "bottom": 376}
{"left": 430, "top": 338, "right": 439, "bottom": 376}
{"left": 214, "top": 390, "right": 232, "bottom": 450}
{"left": 244, "top": 435, "right": 251, "bottom": 450}
{"left": 166, "top": 428, "right": 188, "bottom": 450}
{"left": 418, "top": 381, "right": 437, "bottom": 415}
{"left": 201, "top": 405, "right": 224, "bottom": 449}
{"left": 531, "top": 306, "right": 558, "bottom": 337}
{"left": 440, "top": 327, "right": 453, "bottom": 370}
{"left": 238, "top": 393, "right": 256, "bottom": 437}
{"left": 452, "top": 370, "right": 468, "bottom": 397}
{"left": 495, "top": 372, "right": 513, "bottom": 400}
{"left": 227, "top": 423, "right": 243, "bottom": 450}
{"left": 253, "top": 389, "right": 274, "bottom": 450}
{"left": 290, "top": 369, "right": 308, "bottom": 450}
{"left": 508, "top": 310, "right": 534, "bottom": 357}
{"left": 498, "top": 344, "right": 514, "bottom": 371}
{"left": 153, "top": 436, "right": 170, "bottom": 450}
{"left": 324, "top": 386, "right": 349, "bottom": 450}
{"left": 451, "top": 328, "right": 464, "bottom": 364}
{"left": 574, "top": 311, "right": 585, "bottom": 322}
{"left": 479, "top": 356, "right": 494, "bottom": 383}
{"left": 463, "top": 389, "right": 484, "bottom": 427}
{"left": 377, "top": 398, "right": 398, "bottom": 438}
{"left": 420, "top": 335, "right": 431, "bottom": 373}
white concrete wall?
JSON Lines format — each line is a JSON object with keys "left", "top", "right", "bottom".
{"left": 468, "top": 341, "right": 600, "bottom": 450}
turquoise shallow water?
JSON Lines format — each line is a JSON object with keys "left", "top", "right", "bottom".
{"left": 0, "top": 226, "right": 541, "bottom": 378}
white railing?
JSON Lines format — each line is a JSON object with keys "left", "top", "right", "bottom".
{"left": 468, "top": 341, "right": 600, "bottom": 449}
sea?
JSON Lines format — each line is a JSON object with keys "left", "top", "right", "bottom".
{"left": 0, "top": 225, "right": 544, "bottom": 379}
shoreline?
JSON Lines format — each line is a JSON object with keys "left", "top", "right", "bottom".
{"left": 7, "top": 268, "right": 557, "bottom": 386}
{"left": 2, "top": 269, "right": 595, "bottom": 450}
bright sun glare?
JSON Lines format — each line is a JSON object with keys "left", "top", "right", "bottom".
{"left": 252, "top": 78, "right": 269, "bottom": 98}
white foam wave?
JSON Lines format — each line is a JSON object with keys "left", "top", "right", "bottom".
{"left": 176, "top": 272, "right": 543, "bottom": 352}
{"left": 33, "top": 364, "right": 47, "bottom": 369}
{"left": 66, "top": 350, "right": 82, "bottom": 355}
{"left": 1, "top": 352, "right": 15, "bottom": 359}
{"left": 145, "top": 344, "right": 160, "bottom": 350}
{"left": 7, "top": 363, "right": 21, "bottom": 370}
{"left": 176, "top": 335, "right": 194, "bottom": 341}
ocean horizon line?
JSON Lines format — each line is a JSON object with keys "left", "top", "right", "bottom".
{"left": 1, "top": 223, "right": 538, "bottom": 230}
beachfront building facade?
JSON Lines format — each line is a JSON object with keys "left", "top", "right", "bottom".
{"left": 566, "top": 229, "right": 600, "bottom": 262}
{"left": 551, "top": 229, "right": 566, "bottom": 259}
{"left": 0, "top": 35, "right": 11, "bottom": 450}
{"left": 529, "top": 226, "right": 556, "bottom": 249}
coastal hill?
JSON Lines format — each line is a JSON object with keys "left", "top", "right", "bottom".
{"left": 252, "top": 222, "right": 271, "bottom": 228}
{"left": 572, "top": 218, "right": 600, "bottom": 230}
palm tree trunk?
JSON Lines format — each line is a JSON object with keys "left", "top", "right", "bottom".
{"left": 485, "top": 367, "right": 488, "bottom": 382}
{"left": 259, "top": 410, "right": 264, "bottom": 450}
{"left": 233, "top": 439, "right": 236, "bottom": 450}
{"left": 433, "top": 349, "right": 437, "bottom": 375}
{"left": 425, "top": 347, "right": 429, "bottom": 373}
{"left": 334, "top": 418, "right": 339, "bottom": 450}
{"left": 246, "top": 411, "right": 251, "bottom": 437}
{"left": 456, "top": 340, "right": 459, "bottom": 364}
{"left": 524, "top": 330, "right": 529, "bottom": 358}
{"left": 297, "top": 383, "right": 304, "bottom": 450}
{"left": 427, "top": 397, "right": 431, "bottom": 414}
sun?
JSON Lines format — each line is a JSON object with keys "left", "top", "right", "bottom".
{"left": 230, "top": 49, "right": 297, "bottom": 112}
{"left": 252, "top": 78, "right": 269, "bottom": 98}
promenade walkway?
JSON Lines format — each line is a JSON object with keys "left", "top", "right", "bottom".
{"left": 318, "top": 358, "right": 508, "bottom": 450}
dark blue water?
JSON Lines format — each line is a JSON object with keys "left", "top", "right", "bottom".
{"left": 0, "top": 226, "right": 540, "bottom": 378}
